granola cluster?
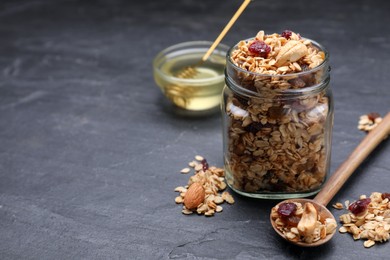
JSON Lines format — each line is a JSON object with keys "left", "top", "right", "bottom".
{"left": 174, "top": 156, "right": 235, "bottom": 217}
{"left": 337, "top": 192, "right": 390, "bottom": 248}
{"left": 231, "top": 30, "right": 325, "bottom": 78}
{"left": 358, "top": 113, "right": 383, "bottom": 133}
{"left": 271, "top": 201, "right": 337, "bottom": 243}
{"left": 224, "top": 30, "right": 331, "bottom": 194}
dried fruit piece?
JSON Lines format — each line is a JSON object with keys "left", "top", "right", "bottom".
{"left": 348, "top": 198, "right": 371, "bottom": 216}
{"left": 367, "top": 112, "right": 381, "bottom": 121}
{"left": 277, "top": 203, "right": 297, "bottom": 218}
{"left": 183, "top": 182, "right": 205, "bottom": 210}
{"left": 281, "top": 30, "right": 292, "bottom": 39}
{"left": 201, "top": 159, "right": 209, "bottom": 171}
{"left": 381, "top": 193, "right": 390, "bottom": 200}
{"left": 248, "top": 40, "right": 271, "bottom": 58}
{"left": 283, "top": 215, "right": 301, "bottom": 227}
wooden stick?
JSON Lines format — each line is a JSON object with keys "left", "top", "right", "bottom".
{"left": 201, "top": 0, "right": 251, "bottom": 62}
{"left": 314, "top": 112, "right": 390, "bottom": 206}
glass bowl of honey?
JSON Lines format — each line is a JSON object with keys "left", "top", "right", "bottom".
{"left": 153, "top": 41, "right": 229, "bottom": 111}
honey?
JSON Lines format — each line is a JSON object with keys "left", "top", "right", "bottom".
{"left": 153, "top": 41, "right": 228, "bottom": 111}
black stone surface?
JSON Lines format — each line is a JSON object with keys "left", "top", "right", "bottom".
{"left": 1, "top": 0, "right": 390, "bottom": 259}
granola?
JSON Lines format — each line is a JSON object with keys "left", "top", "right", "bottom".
{"left": 271, "top": 201, "right": 337, "bottom": 243}
{"left": 358, "top": 113, "right": 382, "bottom": 133}
{"left": 224, "top": 30, "right": 331, "bottom": 194}
{"left": 338, "top": 192, "right": 390, "bottom": 248}
{"left": 174, "top": 156, "right": 235, "bottom": 217}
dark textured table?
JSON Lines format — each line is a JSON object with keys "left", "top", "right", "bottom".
{"left": 1, "top": 0, "right": 390, "bottom": 259}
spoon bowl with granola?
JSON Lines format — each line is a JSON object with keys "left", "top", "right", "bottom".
{"left": 270, "top": 112, "right": 390, "bottom": 247}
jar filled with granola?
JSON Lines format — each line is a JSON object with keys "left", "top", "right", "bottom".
{"left": 222, "top": 30, "right": 333, "bottom": 199}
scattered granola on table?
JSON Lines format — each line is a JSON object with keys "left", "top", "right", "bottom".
{"left": 338, "top": 192, "right": 390, "bottom": 248}
{"left": 358, "top": 113, "right": 383, "bottom": 133}
{"left": 174, "top": 156, "right": 235, "bottom": 217}
{"left": 271, "top": 201, "right": 337, "bottom": 243}
{"left": 224, "top": 30, "right": 332, "bottom": 194}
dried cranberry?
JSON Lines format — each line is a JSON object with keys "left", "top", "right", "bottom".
{"left": 297, "top": 65, "right": 316, "bottom": 86}
{"left": 248, "top": 40, "right": 270, "bottom": 58}
{"left": 201, "top": 159, "right": 209, "bottom": 171}
{"left": 300, "top": 64, "right": 310, "bottom": 71}
{"left": 381, "top": 193, "right": 390, "bottom": 200}
{"left": 268, "top": 106, "right": 288, "bottom": 120}
{"left": 284, "top": 215, "right": 300, "bottom": 227}
{"left": 288, "top": 77, "right": 306, "bottom": 88}
{"left": 277, "top": 202, "right": 297, "bottom": 218}
{"left": 367, "top": 112, "right": 381, "bottom": 121}
{"left": 244, "top": 122, "right": 272, "bottom": 134}
{"left": 281, "top": 30, "right": 292, "bottom": 39}
{"left": 348, "top": 198, "right": 371, "bottom": 216}
{"left": 233, "top": 94, "right": 248, "bottom": 107}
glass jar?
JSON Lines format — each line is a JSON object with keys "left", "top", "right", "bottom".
{"left": 222, "top": 39, "right": 333, "bottom": 199}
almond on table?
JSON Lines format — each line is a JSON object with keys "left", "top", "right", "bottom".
{"left": 174, "top": 156, "right": 234, "bottom": 217}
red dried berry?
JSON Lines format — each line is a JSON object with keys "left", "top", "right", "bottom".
{"left": 281, "top": 30, "right": 293, "bottom": 39}
{"left": 284, "top": 215, "right": 300, "bottom": 227}
{"left": 367, "top": 112, "right": 380, "bottom": 121}
{"left": 277, "top": 202, "right": 297, "bottom": 218}
{"left": 201, "top": 159, "right": 209, "bottom": 171}
{"left": 248, "top": 40, "right": 270, "bottom": 58}
{"left": 348, "top": 198, "right": 371, "bottom": 216}
{"left": 381, "top": 193, "right": 390, "bottom": 200}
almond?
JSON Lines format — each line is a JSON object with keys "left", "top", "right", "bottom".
{"left": 275, "top": 40, "right": 308, "bottom": 67}
{"left": 297, "top": 202, "right": 318, "bottom": 236}
{"left": 183, "top": 182, "right": 205, "bottom": 210}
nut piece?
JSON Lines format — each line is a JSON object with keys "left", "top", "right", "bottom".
{"left": 297, "top": 202, "right": 318, "bottom": 236}
{"left": 275, "top": 40, "right": 308, "bottom": 66}
{"left": 183, "top": 182, "right": 205, "bottom": 210}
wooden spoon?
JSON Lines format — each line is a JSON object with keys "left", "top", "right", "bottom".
{"left": 270, "top": 112, "right": 390, "bottom": 247}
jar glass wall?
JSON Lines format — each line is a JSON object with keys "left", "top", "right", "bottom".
{"left": 222, "top": 39, "right": 333, "bottom": 199}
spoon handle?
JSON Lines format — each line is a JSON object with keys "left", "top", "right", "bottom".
{"left": 314, "top": 112, "right": 390, "bottom": 206}
{"left": 201, "top": 0, "right": 251, "bottom": 62}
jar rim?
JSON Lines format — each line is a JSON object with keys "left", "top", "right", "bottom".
{"left": 225, "top": 72, "right": 330, "bottom": 98}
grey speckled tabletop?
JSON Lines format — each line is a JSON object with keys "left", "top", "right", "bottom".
{"left": 0, "top": 0, "right": 390, "bottom": 259}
